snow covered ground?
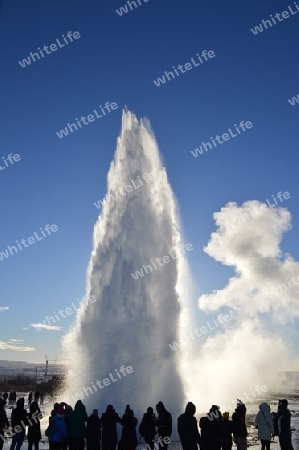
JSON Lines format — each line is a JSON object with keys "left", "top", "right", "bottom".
{"left": 2, "top": 392, "right": 298, "bottom": 450}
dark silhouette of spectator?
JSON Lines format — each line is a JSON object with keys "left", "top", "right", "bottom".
{"left": 0, "top": 398, "right": 9, "bottom": 450}
{"left": 69, "top": 400, "right": 88, "bottom": 450}
{"left": 27, "top": 401, "right": 42, "bottom": 450}
{"left": 101, "top": 405, "right": 121, "bottom": 450}
{"left": 86, "top": 409, "right": 101, "bottom": 450}
{"left": 48, "top": 406, "right": 68, "bottom": 450}
{"left": 232, "top": 400, "right": 247, "bottom": 450}
{"left": 28, "top": 393, "right": 33, "bottom": 407}
{"left": 40, "top": 393, "right": 45, "bottom": 405}
{"left": 199, "top": 405, "right": 222, "bottom": 450}
{"left": 11, "top": 392, "right": 17, "bottom": 405}
{"left": 139, "top": 407, "right": 157, "bottom": 450}
{"left": 220, "top": 412, "right": 233, "bottom": 450}
{"left": 120, "top": 406, "right": 138, "bottom": 450}
{"left": 277, "top": 399, "right": 292, "bottom": 450}
{"left": 3, "top": 393, "right": 8, "bottom": 404}
{"left": 34, "top": 392, "right": 40, "bottom": 404}
{"left": 177, "top": 402, "right": 201, "bottom": 450}
{"left": 156, "top": 401, "right": 172, "bottom": 450}
{"left": 63, "top": 404, "right": 73, "bottom": 450}
{"left": 9, "top": 392, "right": 13, "bottom": 405}
{"left": 10, "top": 397, "right": 28, "bottom": 450}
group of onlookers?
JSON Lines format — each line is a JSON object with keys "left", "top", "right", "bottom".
{"left": 28, "top": 393, "right": 45, "bottom": 407}
{"left": 0, "top": 396, "right": 294, "bottom": 450}
{"left": 0, "top": 392, "right": 17, "bottom": 406}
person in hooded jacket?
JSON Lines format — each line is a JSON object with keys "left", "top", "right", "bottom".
{"left": 177, "top": 402, "right": 201, "bottom": 450}
{"left": 10, "top": 398, "right": 28, "bottom": 450}
{"left": 49, "top": 406, "right": 68, "bottom": 450}
{"left": 0, "top": 399, "right": 9, "bottom": 450}
{"left": 139, "top": 407, "right": 157, "bottom": 450}
{"left": 254, "top": 402, "right": 274, "bottom": 450}
{"left": 86, "top": 409, "right": 101, "bottom": 450}
{"left": 27, "top": 401, "right": 42, "bottom": 450}
{"left": 277, "top": 399, "right": 292, "bottom": 450}
{"left": 156, "top": 402, "right": 172, "bottom": 450}
{"left": 69, "top": 400, "right": 88, "bottom": 450}
{"left": 120, "top": 406, "right": 138, "bottom": 450}
{"left": 101, "top": 405, "right": 121, "bottom": 450}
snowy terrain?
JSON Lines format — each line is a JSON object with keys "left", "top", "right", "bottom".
{"left": 1, "top": 391, "right": 298, "bottom": 450}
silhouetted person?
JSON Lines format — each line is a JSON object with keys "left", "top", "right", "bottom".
{"left": 27, "top": 401, "right": 42, "bottom": 450}
{"left": 86, "top": 409, "right": 101, "bottom": 450}
{"left": 232, "top": 401, "right": 247, "bottom": 450}
{"left": 120, "top": 406, "right": 138, "bottom": 450}
{"left": 28, "top": 393, "right": 33, "bottom": 407}
{"left": 139, "top": 407, "right": 157, "bottom": 450}
{"left": 34, "top": 392, "right": 40, "bottom": 404}
{"left": 101, "top": 405, "right": 121, "bottom": 450}
{"left": 10, "top": 397, "right": 28, "bottom": 450}
{"left": 220, "top": 412, "right": 233, "bottom": 450}
{"left": 178, "top": 402, "right": 201, "bottom": 450}
{"left": 0, "top": 398, "right": 9, "bottom": 450}
{"left": 40, "top": 393, "right": 45, "bottom": 405}
{"left": 200, "top": 405, "right": 222, "bottom": 450}
{"left": 64, "top": 404, "right": 73, "bottom": 450}
{"left": 3, "top": 393, "right": 8, "bottom": 404}
{"left": 277, "top": 399, "right": 292, "bottom": 450}
{"left": 69, "top": 400, "right": 88, "bottom": 450}
{"left": 156, "top": 401, "right": 172, "bottom": 450}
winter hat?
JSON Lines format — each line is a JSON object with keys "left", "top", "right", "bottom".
{"left": 147, "top": 407, "right": 153, "bottom": 414}
{"left": 185, "top": 402, "right": 196, "bottom": 415}
{"left": 107, "top": 405, "right": 114, "bottom": 411}
{"left": 92, "top": 409, "right": 98, "bottom": 415}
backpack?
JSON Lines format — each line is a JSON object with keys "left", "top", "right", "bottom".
{"left": 45, "top": 421, "right": 57, "bottom": 440}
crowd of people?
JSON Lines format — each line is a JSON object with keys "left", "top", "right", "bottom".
{"left": 0, "top": 396, "right": 294, "bottom": 450}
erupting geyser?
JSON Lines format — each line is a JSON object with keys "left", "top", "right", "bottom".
{"left": 63, "top": 110, "right": 190, "bottom": 416}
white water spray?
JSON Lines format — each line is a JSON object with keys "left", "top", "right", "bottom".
{"left": 63, "top": 110, "right": 191, "bottom": 416}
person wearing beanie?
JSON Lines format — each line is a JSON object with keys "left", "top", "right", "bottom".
{"left": 10, "top": 398, "right": 28, "bottom": 450}
{"left": 156, "top": 402, "right": 172, "bottom": 450}
{"left": 27, "top": 401, "right": 42, "bottom": 450}
{"left": 120, "top": 406, "right": 138, "bottom": 450}
{"left": 101, "top": 405, "right": 121, "bottom": 450}
{"left": 139, "top": 407, "right": 157, "bottom": 450}
{"left": 86, "top": 409, "right": 101, "bottom": 450}
{"left": 232, "top": 401, "right": 247, "bottom": 450}
{"left": 69, "top": 400, "right": 88, "bottom": 450}
{"left": 177, "top": 402, "right": 201, "bottom": 450}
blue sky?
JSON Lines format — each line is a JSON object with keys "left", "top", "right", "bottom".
{"left": 0, "top": 0, "right": 298, "bottom": 363}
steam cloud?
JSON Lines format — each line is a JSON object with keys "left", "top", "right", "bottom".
{"left": 181, "top": 200, "right": 299, "bottom": 412}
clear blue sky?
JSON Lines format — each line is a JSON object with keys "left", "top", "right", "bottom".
{"left": 0, "top": 0, "right": 298, "bottom": 362}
